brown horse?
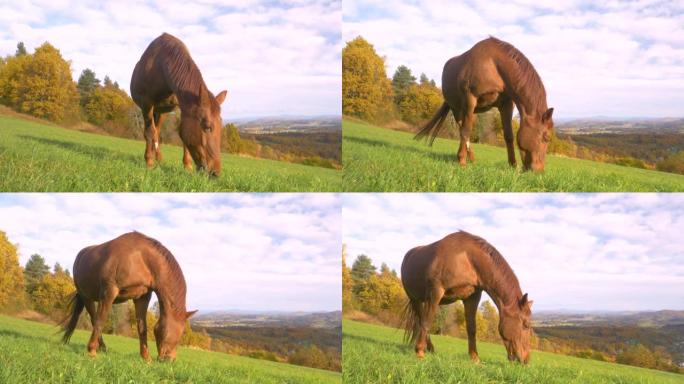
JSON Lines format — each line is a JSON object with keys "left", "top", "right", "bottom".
{"left": 401, "top": 231, "right": 533, "bottom": 363}
{"left": 415, "top": 37, "right": 554, "bottom": 171}
{"left": 61, "top": 232, "right": 196, "bottom": 361}
{"left": 131, "top": 33, "right": 227, "bottom": 176}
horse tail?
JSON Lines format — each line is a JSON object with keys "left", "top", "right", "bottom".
{"left": 402, "top": 298, "right": 423, "bottom": 344}
{"left": 60, "top": 292, "right": 84, "bottom": 344}
{"left": 414, "top": 102, "right": 451, "bottom": 146}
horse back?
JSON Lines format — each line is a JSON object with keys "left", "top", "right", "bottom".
{"left": 130, "top": 33, "right": 184, "bottom": 107}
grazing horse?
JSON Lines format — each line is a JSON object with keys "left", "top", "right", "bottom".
{"left": 401, "top": 231, "right": 533, "bottom": 363}
{"left": 415, "top": 37, "right": 554, "bottom": 171}
{"left": 61, "top": 232, "right": 196, "bottom": 361}
{"left": 131, "top": 33, "right": 228, "bottom": 176}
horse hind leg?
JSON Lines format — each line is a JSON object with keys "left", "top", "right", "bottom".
{"left": 87, "top": 286, "right": 119, "bottom": 357}
{"left": 415, "top": 286, "right": 444, "bottom": 358}
{"left": 84, "top": 299, "right": 106, "bottom": 353}
{"left": 134, "top": 292, "right": 152, "bottom": 362}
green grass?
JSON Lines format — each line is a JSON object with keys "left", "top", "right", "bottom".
{"left": 0, "top": 315, "right": 340, "bottom": 384}
{"left": 343, "top": 120, "right": 684, "bottom": 191}
{"left": 343, "top": 320, "right": 684, "bottom": 384}
{"left": 0, "top": 116, "right": 341, "bottom": 191}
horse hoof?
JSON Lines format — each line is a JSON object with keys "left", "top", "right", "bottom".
{"left": 470, "top": 356, "right": 481, "bottom": 364}
{"left": 416, "top": 350, "right": 425, "bottom": 359}
{"left": 88, "top": 350, "right": 97, "bottom": 358}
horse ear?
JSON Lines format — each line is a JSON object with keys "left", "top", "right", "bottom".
{"left": 186, "top": 310, "right": 198, "bottom": 319}
{"left": 542, "top": 108, "right": 554, "bottom": 123}
{"left": 200, "top": 86, "right": 210, "bottom": 106}
{"left": 215, "top": 90, "right": 227, "bottom": 105}
{"left": 527, "top": 300, "right": 534, "bottom": 310}
{"left": 519, "top": 293, "right": 529, "bottom": 308}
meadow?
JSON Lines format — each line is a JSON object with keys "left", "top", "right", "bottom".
{"left": 0, "top": 315, "right": 340, "bottom": 384}
{"left": 0, "top": 116, "right": 341, "bottom": 192}
{"left": 342, "top": 120, "right": 684, "bottom": 192}
{"left": 342, "top": 320, "right": 684, "bottom": 384}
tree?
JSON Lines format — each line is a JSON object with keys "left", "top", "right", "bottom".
{"left": 391, "top": 65, "right": 416, "bottom": 106}
{"left": 103, "top": 75, "right": 113, "bottom": 88}
{"left": 289, "top": 344, "right": 330, "bottom": 370}
{"left": 222, "top": 123, "right": 242, "bottom": 153}
{"left": 617, "top": 344, "right": 657, "bottom": 369}
{"left": 5, "top": 42, "right": 80, "bottom": 123}
{"left": 479, "top": 300, "right": 499, "bottom": 341}
{"left": 657, "top": 151, "right": 684, "bottom": 175}
{"left": 15, "top": 42, "right": 27, "bottom": 56}
{"left": 342, "top": 36, "right": 394, "bottom": 123}
{"left": 342, "top": 245, "right": 355, "bottom": 313}
{"left": 83, "top": 85, "right": 133, "bottom": 128}
{"left": 77, "top": 68, "right": 100, "bottom": 106}
{"left": 350, "top": 254, "right": 376, "bottom": 295}
{"left": 30, "top": 264, "right": 74, "bottom": 319}
{"left": 397, "top": 81, "right": 442, "bottom": 125}
{"left": 24, "top": 254, "right": 49, "bottom": 294}
{"left": 419, "top": 73, "right": 430, "bottom": 86}
{"left": 0, "top": 231, "right": 26, "bottom": 311}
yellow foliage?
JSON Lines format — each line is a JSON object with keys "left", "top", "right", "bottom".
{"left": 30, "top": 268, "right": 74, "bottom": 317}
{"left": 342, "top": 36, "right": 394, "bottom": 123}
{"left": 0, "top": 231, "right": 26, "bottom": 311}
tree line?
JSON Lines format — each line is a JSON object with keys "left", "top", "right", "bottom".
{"left": 0, "top": 230, "right": 338, "bottom": 371}
{"left": 341, "top": 35, "right": 684, "bottom": 175}
{"left": 0, "top": 41, "right": 336, "bottom": 169}
{"left": 342, "top": 246, "right": 683, "bottom": 374}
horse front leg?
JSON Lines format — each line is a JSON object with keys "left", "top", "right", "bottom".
{"left": 182, "top": 145, "right": 193, "bottom": 171}
{"left": 499, "top": 98, "right": 516, "bottom": 167}
{"left": 464, "top": 290, "right": 483, "bottom": 363}
{"left": 134, "top": 292, "right": 152, "bottom": 361}
{"left": 87, "top": 286, "right": 119, "bottom": 357}
{"left": 416, "top": 286, "right": 444, "bottom": 358}
{"left": 458, "top": 95, "right": 477, "bottom": 166}
{"left": 142, "top": 106, "right": 157, "bottom": 168}
{"left": 153, "top": 112, "right": 166, "bottom": 163}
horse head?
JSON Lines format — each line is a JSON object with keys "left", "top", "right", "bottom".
{"left": 498, "top": 293, "right": 533, "bottom": 364}
{"left": 181, "top": 88, "right": 227, "bottom": 177}
{"left": 518, "top": 108, "right": 554, "bottom": 172}
{"left": 154, "top": 309, "right": 197, "bottom": 361}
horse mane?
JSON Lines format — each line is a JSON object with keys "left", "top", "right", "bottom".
{"left": 460, "top": 230, "right": 522, "bottom": 300}
{"left": 489, "top": 36, "right": 547, "bottom": 114}
{"left": 135, "top": 231, "right": 188, "bottom": 316}
{"left": 156, "top": 33, "right": 219, "bottom": 113}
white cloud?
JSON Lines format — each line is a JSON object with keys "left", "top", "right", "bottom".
{"left": 343, "top": 0, "right": 684, "bottom": 118}
{"left": 343, "top": 193, "right": 684, "bottom": 311}
{"left": 0, "top": 0, "right": 341, "bottom": 118}
{"left": 0, "top": 193, "right": 341, "bottom": 312}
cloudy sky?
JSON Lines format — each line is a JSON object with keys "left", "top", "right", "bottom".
{"left": 0, "top": 0, "right": 341, "bottom": 119}
{"left": 343, "top": 0, "right": 684, "bottom": 118}
{"left": 343, "top": 193, "right": 684, "bottom": 312}
{"left": 0, "top": 193, "right": 341, "bottom": 312}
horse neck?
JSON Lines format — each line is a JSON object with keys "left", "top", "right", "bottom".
{"left": 473, "top": 250, "right": 523, "bottom": 309}
{"left": 149, "top": 256, "right": 187, "bottom": 318}
{"left": 497, "top": 53, "right": 547, "bottom": 117}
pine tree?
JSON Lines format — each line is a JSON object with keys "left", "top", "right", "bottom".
{"left": 15, "top": 42, "right": 27, "bottom": 56}
{"left": 77, "top": 68, "right": 101, "bottom": 106}
{"left": 25, "top": 254, "right": 50, "bottom": 294}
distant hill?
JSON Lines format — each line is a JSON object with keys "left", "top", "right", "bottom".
{"left": 233, "top": 116, "right": 341, "bottom": 134}
{"left": 193, "top": 310, "right": 341, "bottom": 328}
{"left": 556, "top": 117, "right": 684, "bottom": 134}
{"left": 535, "top": 310, "right": 684, "bottom": 327}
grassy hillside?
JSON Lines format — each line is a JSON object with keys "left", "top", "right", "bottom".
{"left": 0, "top": 116, "right": 341, "bottom": 191}
{"left": 343, "top": 120, "right": 684, "bottom": 191}
{"left": 0, "top": 315, "right": 340, "bottom": 384}
{"left": 343, "top": 320, "right": 684, "bottom": 384}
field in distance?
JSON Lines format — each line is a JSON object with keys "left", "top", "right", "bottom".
{"left": 342, "top": 120, "right": 684, "bottom": 192}
{"left": 342, "top": 320, "right": 684, "bottom": 384}
{"left": 0, "top": 115, "right": 341, "bottom": 192}
{"left": 0, "top": 315, "right": 340, "bottom": 384}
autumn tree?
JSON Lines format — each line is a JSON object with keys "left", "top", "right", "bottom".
{"left": 24, "top": 253, "right": 50, "bottom": 294}
{"left": 350, "top": 254, "right": 376, "bottom": 295}
{"left": 342, "top": 245, "right": 355, "bottom": 313}
{"left": 15, "top": 42, "right": 79, "bottom": 122}
{"left": 479, "top": 300, "right": 499, "bottom": 341}
{"left": 0, "top": 231, "right": 26, "bottom": 311}
{"left": 397, "top": 77, "right": 443, "bottom": 125}
{"left": 289, "top": 344, "right": 331, "bottom": 370}
{"left": 222, "top": 123, "right": 242, "bottom": 153}
{"left": 342, "top": 36, "right": 394, "bottom": 123}
{"left": 83, "top": 84, "right": 134, "bottom": 128}
{"left": 30, "top": 264, "right": 75, "bottom": 319}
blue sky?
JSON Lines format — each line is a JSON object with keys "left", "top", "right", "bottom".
{"left": 0, "top": 0, "right": 341, "bottom": 119}
{"left": 343, "top": 193, "right": 684, "bottom": 312}
{"left": 344, "top": 0, "right": 684, "bottom": 118}
{"left": 0, "top": 193, "right": 341, "bottom": 312}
